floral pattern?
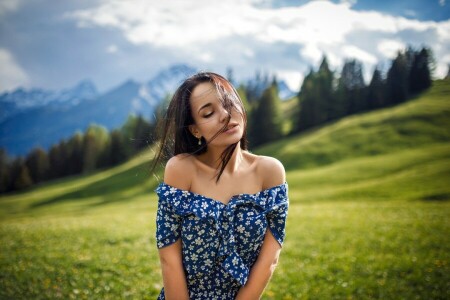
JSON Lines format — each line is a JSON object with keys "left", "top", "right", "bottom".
{"left": 155, "top": 182, "right": 289, "bottom": 300}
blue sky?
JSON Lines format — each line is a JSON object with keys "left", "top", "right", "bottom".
{"left": 0, "top": 0, "right": 449, "bottom": 93}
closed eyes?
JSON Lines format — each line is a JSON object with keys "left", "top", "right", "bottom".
{"left": 199, "top": 104, "right": 241, "bottom": 119}
{"left": 203, "top": 111, "right": 213, "bottom": 118}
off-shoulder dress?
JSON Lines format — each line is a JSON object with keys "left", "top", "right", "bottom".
{"left": 155, "top": 182, "right": 289, "bottom": 299}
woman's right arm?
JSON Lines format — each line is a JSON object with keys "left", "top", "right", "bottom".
{"left": 158, "top": 239, "right": 189, "bottom": 299}
{"left": 157, "top": 155, "right": 192, "bottom": 300}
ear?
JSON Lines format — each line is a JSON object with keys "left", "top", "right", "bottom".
{"left": 188, "top": 124, "right": 200, "bottom": 138}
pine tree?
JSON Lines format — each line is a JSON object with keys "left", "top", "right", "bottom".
{"left": 316, "top": 57, "right": 334, "bottom": 122}
{"left": 133, "top": 115, "right": 154, "bottom": 153}
{"left": 386, "top": 52, "right": 409, "bottom": 105}
{"left": 367, "top": 68, "right": 386, "bottom": 109}
{"left": 0, "top": 149, "right": 10, "bottom": 193}
{"left": 48, "top": 141, "right": 69, "bottom": 179}
{"left": 25, "top": 147, "right": 49, "bottom": 183}
{"left": 109, "top": 130, "right": 128, "bottom": 165}
{"left": 67, "top": 132, "right": 84, "bottom": 175}
{"left": 48, "top": 144, "right": 61, "bottom": 179}
{"left": 295, "top": 56, "right": 335, "bottom": 132}
{"left": 82, "top": 124, "right": 109, "bottom": 173}
{"left": 250, "top": 80, "right": 283, "bottom": 147}
{"left": 121, "top": 115, "right": 139, "bottom": 156}
{"left": 409, "top": 47, "right": 432, "bottom": 94}
{"left": 9, "top": 158, "right": 33, "bottom": 191}
{"left": 336, "top": 59, "right": 367, "bottom": 115}
{"left": 296, "top": 70, "right": 317, "bottom": 132}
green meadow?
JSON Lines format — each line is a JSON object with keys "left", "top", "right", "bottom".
{"left": 1, "top": 80, "right": 449, "bottom": 299}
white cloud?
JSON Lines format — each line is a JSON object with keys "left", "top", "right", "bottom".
{"left": 342, "top": 45, "right": 377, "bottom": 65}
{"left": 107, "top": 44, "right": 118, "bottom": 53}
{"left": 0, "top": 48, "right": 29, "bottom": 91}
{"left": 65, "top": 0, "right": 450, "bottom": 86}
{"left": 277, "top": 70, "right": 304, "bottom": 91}
{"left": 439, "top": 0, "right": 446, "bottom": 7}
{"left": 377, "top": 40, "right": 406, "bottom": 59}
{"left": 0, "top": 0, "right": 21, "bottom": 16}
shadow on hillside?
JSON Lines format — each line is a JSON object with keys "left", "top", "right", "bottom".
{"left": 419, "top": 193, "right": 450, "bottom": 201}
{"left": 29, "top": 163, "right": 156, "bottom": 208}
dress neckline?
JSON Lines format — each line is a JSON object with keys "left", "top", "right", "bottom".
{"left": 159, "top": 181, "right": 287, "bottom": 206}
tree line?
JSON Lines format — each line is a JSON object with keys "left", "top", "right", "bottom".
{"left": 0, "top": 46, "right": 435, "bottom": 193}
{"left": 0, "top": 115, "right": 154, "bottom": 193}
{"left": 296, "top": 46, "right": 433, "bottom": 131}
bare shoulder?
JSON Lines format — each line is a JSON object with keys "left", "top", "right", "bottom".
{"left": 163, "top": 154, "right": 195, "bottom": 190}
{"left": 255, "top": 155, "right": 286, "bottom": 189}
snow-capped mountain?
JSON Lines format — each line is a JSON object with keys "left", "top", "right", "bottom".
{"left": 245, "top": 72, "right": 296, "bottom": 101}
{"left": 277, "top": 80, "right": 297, "bottom": 100}
{"left": 0, "top": 80, "right": 98, "bottom": 122}
{"left": 146, "top": 64, "right": 197, "bottom": 106}
{"left": 130, "top": 64, "right": 197, "bottom": 115}
{"left": 0, "top": 64, "right": 295, "bottom": 157}
{"left": 0, "top": 64, "right": 197, "bottom": 157}
{"left": 50, "top": 80, "right": 98, "bottom": 106}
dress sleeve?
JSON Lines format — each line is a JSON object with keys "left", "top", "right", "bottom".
{"left": 266, "top": 184, "right": 289, "bottom": 247}
{"left": 155, "top": 190, "right": 182, "bottom": 249}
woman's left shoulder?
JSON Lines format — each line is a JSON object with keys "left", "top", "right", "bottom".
{"left": 254, "top": 155, "right": 286, "bottom": 188}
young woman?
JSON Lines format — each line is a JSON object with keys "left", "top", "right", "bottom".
{"left": 152, "top": 72, "right": 289, "bottom": 299}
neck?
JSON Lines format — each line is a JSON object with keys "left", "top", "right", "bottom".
{"left": 201, "top": 143, "right": 243, "bottom": 174}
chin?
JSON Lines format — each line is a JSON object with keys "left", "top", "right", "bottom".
{"left": 209, "top": 136, "right": 242, "bottom": 148}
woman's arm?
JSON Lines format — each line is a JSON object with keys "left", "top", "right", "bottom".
{"left": 236, "top": 156, "right": 286, "bottom": 299}
{"left": 158, "top": 240, "right": 189, "bottom": 300}
{"left": 235, "top": 230, "right": 282, "bottom": 300}
{"left": 157, "top": 155, "right": 193, "bottom": 300}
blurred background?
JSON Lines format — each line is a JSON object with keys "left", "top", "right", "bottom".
{"left": 0, "top": 0, "right": 449, "bottom": 299}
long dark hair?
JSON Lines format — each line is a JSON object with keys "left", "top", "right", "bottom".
{"left": 150, "top": 72, "right": 248, "bottom": 182}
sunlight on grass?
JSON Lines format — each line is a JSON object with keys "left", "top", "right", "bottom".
{"left": 0, "top": 81, "right": 449, "bottom": 299}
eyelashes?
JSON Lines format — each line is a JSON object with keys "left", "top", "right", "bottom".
{"left": 201, "top": 105, "right": 241, "bottom": 119}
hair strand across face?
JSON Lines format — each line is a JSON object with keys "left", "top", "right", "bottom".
{"left": 150, "top": 72, "right": 248, "bottom": 183}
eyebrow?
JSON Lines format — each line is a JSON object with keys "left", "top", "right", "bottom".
{"left": 197, "top": 103, "right": 212, "bottom": 114}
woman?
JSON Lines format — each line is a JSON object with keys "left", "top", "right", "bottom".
{"left": 152, "top": 72, "right": 289, "bottom": 299}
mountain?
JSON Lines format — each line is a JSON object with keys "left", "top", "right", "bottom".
{"left": 277, "top": 80, "right": 297, "bottom": 100}
{"left": 0, "top": 64, "right": 295, "bottom": 157}
{"left": 0, "top": 80, "right": 98, "bottom": 122}
{"left": 0, "top": 64, "right": 197, "bottom": 157}
{"left": 245, "top": 73, "right": 295, "bottom": 101}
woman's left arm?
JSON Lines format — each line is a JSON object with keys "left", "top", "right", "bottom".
{"left": 235, "top": 229, "right": 282, "bottom": 300}
{"left": 236, "top": 156, "right": 287, "bottom": 300}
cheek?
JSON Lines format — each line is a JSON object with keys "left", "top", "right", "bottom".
{"left": 196, "top": 118, "right": 219, "bottom": 136}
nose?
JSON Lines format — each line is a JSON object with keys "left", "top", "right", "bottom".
{"left": 219, "top": 106, "right": 231, "bottom": 123}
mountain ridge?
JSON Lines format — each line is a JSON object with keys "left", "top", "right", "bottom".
{"left": 0, "top": 64, "right": 295, "bottom": 157}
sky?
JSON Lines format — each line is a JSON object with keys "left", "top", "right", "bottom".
{"left": 0, "top": 0, "right": 449, "bottom": 93}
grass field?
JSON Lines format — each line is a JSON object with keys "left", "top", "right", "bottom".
{"left": 0, "top": 80, "right": 449, "bottom": 299}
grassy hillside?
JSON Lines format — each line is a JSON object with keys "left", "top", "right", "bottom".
{"left": 262, "top": 79, "right": 450, "bottom": 171}
{"left": 0, "top": 80, "right": 449, "bottom": 299}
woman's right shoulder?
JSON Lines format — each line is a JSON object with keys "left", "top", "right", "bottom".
{"left": 163, "top": 154, "right": 195, "bottom": 190}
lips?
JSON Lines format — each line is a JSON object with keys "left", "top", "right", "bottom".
{"left": 226, "top": 123, "right": 238, "bottom": 130}
{"left": 223, "top": 123, "right": 239, "bottom": 133}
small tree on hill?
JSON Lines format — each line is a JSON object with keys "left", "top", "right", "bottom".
{"left": 25, "top": 147, "right": 49, "bottom": 183}
{"left": 409, "top": 47, "right": 432, "bottom": 94}
{"left": 386, "top": 52, "right": 409, "bottom": 105}
{"left": 367, "top": 68, "right": 386, "bottom": 109}
{"left": 250, "top": 79, "right": 283, "bottom": 147}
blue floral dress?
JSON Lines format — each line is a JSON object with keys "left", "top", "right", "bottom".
{"left": 155, "top": 182, "right": 289, "bottom": 299}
